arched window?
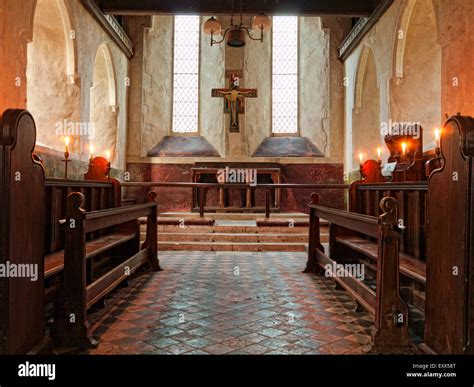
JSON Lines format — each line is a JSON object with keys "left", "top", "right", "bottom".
{"left": 272, "top": 16, "right": 299, "bottom": 135}
{"left": 172, "top": 15, "right": 201, "bottom": 133}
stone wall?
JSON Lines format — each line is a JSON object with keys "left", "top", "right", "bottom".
{"left": 343, "top": 0, "right": 467, "bottom": 173}
{"left": 0, "top": 0, "right": 130, "bottom": 175}
{"left": 351, "top": 47, "right": 381, "bottom": 167}
{"left": 390, "top": 0, "right": 441, "bottom": 150}
{"left": 126, "top": 15, "right": 349, "bottom": 161}
{"left": 200, "top": 16, "right": 226, "bottom": 156}
{"left": 432, "top": 0, "right": 474, "bottom": 118}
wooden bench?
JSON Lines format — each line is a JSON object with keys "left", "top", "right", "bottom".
{"left": 334, "top": 236, "right": 426, "bottom": 285}
{"left": 43, "top": 178, "right": 122, "bottom": 305}
{"left": 1, "top": 108, "right": 163, "bottom": 352}
{"left": 345, "top": 181, "right": 429, "bottom": 312}
{"left": 304, "top": 194, "right": 411, "bottom": 352}
{"left": 41, "top": 157, "right": 162, "bottom": 348}
{"left": 52, "top": 191, "right": 161, "bottom": 348}
{"left": 341, "top": 127, "right": 436, "bottom": 312}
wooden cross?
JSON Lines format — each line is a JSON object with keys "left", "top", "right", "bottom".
{"left": 212, "top": 70, "right": 258, "bottom": 133}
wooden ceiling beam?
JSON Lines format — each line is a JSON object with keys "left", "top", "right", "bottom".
{"left": 96, "top": 0, "right": 380, "bottom": 17}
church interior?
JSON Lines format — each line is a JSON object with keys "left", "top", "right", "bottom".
{"left": 0, "top": 0, "right": 473, "bottom": 360}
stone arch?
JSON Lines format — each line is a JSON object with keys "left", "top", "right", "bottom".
{"left": 27, "top": 0, "right": 80, "bottom": 151}
{"left": 391, "top": 0, "right": 441, "bottom": 149}
{"left": 352, "top": 45, "right": 381, "bottom": 167}
{"left": 56, "top": 0, "right": 78, "bottom": 82}
{"left": 89, "top": 43, "right": 118, "bottom": 164}
{"left": 394, "top": 0, "right": 417, "bottom": 79}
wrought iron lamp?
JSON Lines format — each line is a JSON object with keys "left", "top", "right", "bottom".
{"left": 203, "top": 2, "right": 271, "bottom": 48}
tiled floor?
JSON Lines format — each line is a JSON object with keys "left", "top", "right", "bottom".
{"left": 85, "top": 252, "right": 375, "bottom": 355}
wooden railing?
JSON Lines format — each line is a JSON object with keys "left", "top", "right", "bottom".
{"left": 122, "top": 182, "right": 349, "bottom": 218}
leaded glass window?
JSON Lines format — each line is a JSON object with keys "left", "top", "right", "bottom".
{"left": 272, "top": 16, "right": 298, "bottom": 134}
{"left": 172, "top": 15, "right": 200, "bottom": 133}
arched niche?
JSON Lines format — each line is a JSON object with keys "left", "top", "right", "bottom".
{"left": 352, "top": 46, "right": 381, "bottom": 167}
{"left": 391, "top": 0, "right": 441, "bottom": 150}
{"left": 27, "top": 0, "right": 80, "bottom": 152}
{"left": 89, "top": 43, "right": 118, "bottom": 165}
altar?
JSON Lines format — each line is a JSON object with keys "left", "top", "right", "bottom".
{"left": 191, "top": 165, "right": 281, "bottom": 213}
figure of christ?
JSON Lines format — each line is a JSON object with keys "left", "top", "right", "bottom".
{"left": 212, "top": 73, "right": 258, "bottom": 133}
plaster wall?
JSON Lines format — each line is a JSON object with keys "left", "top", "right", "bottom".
{"left": 0, "top": 0, "right": 130, "bottom": 171}
{"left": 391, "top": 0, "right": 441, "bottom": 150}
{"left": 299, "top": 17, "right": 330, "bottom": 155}
{"left": 432, "top": 0, "right": 474, "bottom": 118}
{"left": 199, "top": 17, "right": 226, "bottom": 156}
{"left": 129, "top": 15, "right": 348, "bottom": 162}
{"left": 352, "top": 50, "right": 381, "bottom": 167}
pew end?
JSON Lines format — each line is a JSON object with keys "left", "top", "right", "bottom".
{"left": 305, "top": 194, "right": 414, "bottom": 352}
{"left": 52, "top": 190, "right": 161, "bottom": 348}
{"left": 0, "top": 109, "right": 50, "bottom": 354}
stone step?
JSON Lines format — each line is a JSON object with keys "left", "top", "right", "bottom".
{"left": 153, "top": 225, "right": 318, "bottom": 234}
{"left": 159, "top": 212, "right": 310, "bottom": 221}
{"left": 141, "top": 213, "right": 329, "bottom": 252}
{"left": 152, "top": 232, "right": 317, "bottom": 243}
{"left": 157, "top": 241, "right": 308, "bottom": 252}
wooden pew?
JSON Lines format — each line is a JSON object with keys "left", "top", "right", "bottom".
{"left": 43, "top": 179, "right": 121, "bottom": 305}
{"left": 52, "top": 191, "right": 161, "bottom": 348}
{"left": 42, "top": 157, "right": 162, "bottom": 349}
{"left": 0, "top": 109, "right": 49, "bottom": 354}
{"left": 347, "top": 180, "right": 428, "bottom": 311}
{"left": 0, "top": 108, "right": 162, "bottom": 351}
{"left": 425, "top": 114, "right": 474, "bottom": 354}
{"left": 44, "top": 157, "right": 127, "bottom": 305}
{"left": 345, "top": 129, "right": 436, "bottom": 312}
{"left": 304, "top": 194, "right": 411, "bottom": 352}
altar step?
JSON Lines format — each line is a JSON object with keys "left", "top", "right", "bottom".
{"left": 157, "top": 241, "right": 309, "bottom": 252}
{"left": 159, "top": 212, "right": 309, "bottom": 221}
{"left": 142, "top": 215, "right": 329, "bottom": 252}
{"left": 158, "top": 232, "right": 308, "bottom": 243}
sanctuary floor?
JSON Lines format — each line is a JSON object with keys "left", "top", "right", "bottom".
{"left": 84, "top": 252, "right": 375, "bottom": 355}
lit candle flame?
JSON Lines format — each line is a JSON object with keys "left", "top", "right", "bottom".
{"left": 434, "top": 128, "right": 442, "bottom": 148}
{"left": 105, "top": 150, "right": 111, "bottom": 161}
{"left": 89, "top": 145, "right": 95, "bottom": 158}
{"left": 402, "top": 142, "right": 407, "bottom": 156}
{"left": 377, "top": 148, "right": 382, "bottom": 160}
{"left": 64, "top": 137, "right": 70, "bottom": 154}
{"left": 359, "top": 153, "right": 364, "bottom": 164}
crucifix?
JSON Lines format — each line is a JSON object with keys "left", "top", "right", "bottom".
{"left": 212, "top": 70, "right": 258, "bottom": 133}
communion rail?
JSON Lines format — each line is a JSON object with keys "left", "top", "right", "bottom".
{"left": 121, "top": 182, "right": 350, "bottom": 218}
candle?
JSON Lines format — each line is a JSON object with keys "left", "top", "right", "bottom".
{"left": 377, "top": 148, "right": 382, "bottom": 161}
{"left": 64, "top": 137, "right": 70, "bottom": 153}
{"left": 105, "top": 150, "right": 111, "bottom": 161}
{"left": 63, "top": 137, "right": 71, "bottom": 179}
{"left": 89, "top": 144, "right": 95, "bottom": 159}
{"left": 401, "top": 142, "right": 407, "bottom": 156}
{"left": 359, "top": 153, "right": 364, "bottom": 164}
{"left": 434, "top": 128, "right": 441, "bottom": 148}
